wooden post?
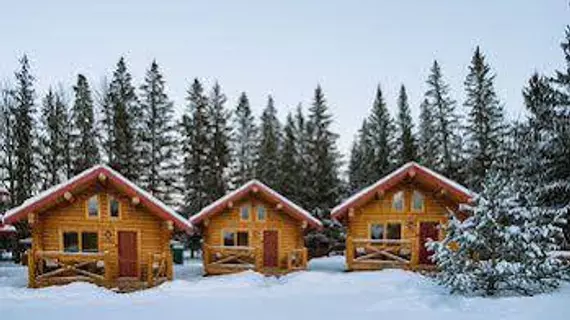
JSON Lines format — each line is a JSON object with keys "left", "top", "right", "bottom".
{"left": 302, "top": 247, "right": 308, "bottom": 269}
{"left": 166, "top": 251, "right": 173, "bottom": 281}
{"left": 203, "top": 244, "right": 210, "bottom": 275}
{"left": 287, "top": 252, "right": 292, "bottom": 271}
{"left": 147, "top": 252, "right": 154, "bottom": 286}
{"left": 104, "top": 251, "right": 112, "bottom": 288}
{"left": 345, "top": 236, "right": 354, "bottom": 271}
{"left": 27, "top": 249, "right": 36, "bottom": 288}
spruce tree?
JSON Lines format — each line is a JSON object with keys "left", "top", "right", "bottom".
{"left": 207, "top": 82, "right": 231, "bottom": 199}
{"left": 423, "top": 60, "right": 463, "bottom": 180}
{"left": 181, "top": 79, "right": 211, "bottom": 215}
{"left": 256, "top": 95, "right": 281, "bottom": 189}
{"left": 138, "top": 61, "right": 178, "bottom": 205}
{"left": 104, "top": 57, "right": 141, "bottom": 181}
{"left": 229, "top": 92, "right": 258, "bottom": 188}
{"left": 279, "top": 112, "right": 301, "bottom": 201}
{"left": 0, "top": 86, "right": 16, "bottom": 203}
{"left": 418, "top": 98, "right": 437, "bottom": 168}
{"left": 464, "top": 47, "right": 506, "bottom": 191}
{"left": 363, "top": 85, "right": 395, "bottom": 183}
{"left": 71, "top": 74, "right": 99, "bottom": 174}
{"left": 12, "top": 55, "right": 38, "bottom": 205}
{"left": 395, "top": 84, "right": 417, "bottom": 165}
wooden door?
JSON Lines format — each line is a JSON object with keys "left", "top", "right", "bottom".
{"left": 418, "top": 222, "right": 439, "bottom": 265}
{"left": 118, "top": 231, "right": 138, "bottom": 277}
{"left": 263, "top": 230, "right": 278, "bottom": 268}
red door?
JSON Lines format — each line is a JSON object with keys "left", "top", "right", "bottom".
{"left": 418, "top": 222, "right": 439, "bottom": 265}
{"left": 118, "top": 231, "right": 138, "bottom": 277}
{"left": 263, "top": 230, "right": 279, "bottom": 268}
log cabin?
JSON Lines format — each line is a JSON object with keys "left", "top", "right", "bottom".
{"left": 2, "top": 165, "right": 192, "bottom": 290}
{"left": 190, "top": 180, "right": 322, "bottom": 275}
{"left": 331, "top": 162, "right": 474, "bottom": 271}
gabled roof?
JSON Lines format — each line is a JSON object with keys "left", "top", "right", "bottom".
{"left": 331, "top": 162, "right": 475, "bottom": 220}
{"left": 190, "top": 180, "right": 323, "bottom": 230}
{"left": 2, "top": 165, "right": 192, "bottom": 231}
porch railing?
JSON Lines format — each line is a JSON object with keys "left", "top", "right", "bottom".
{"left": 146, "top": 252, "right": 172, "bottom": 287}
{"left": 203, "top": 244, "right": 257, "bottom": 274}
{"left": 346, "top": 237, "right": 412, "bottom": 269}
{"left": 28, "top": 250, "right": 111, "bottom": 288}
{"left": 287, "top": 248, "right": 308, "bottom": 271}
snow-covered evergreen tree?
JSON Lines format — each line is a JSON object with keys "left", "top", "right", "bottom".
{"left": 431, "top": 167, "right": 564, "bottom": 296}
{"left": 348, "top": 120, "right": 373, "bottom": 193}
{"left": 464, "top": 47, "right": 506, "bottom": 191}
{"left": 103, "top": 57, "right": 141, "bottom": 181}
{"left": 395, "top": 84, "right": 417, "bottom": 165}
{"left": 181, "top": 79, "right": 211, "bottom": 215}
{"left": 256, "top": 95, "right": 281, "bottom": 189}
{"left": 0, "top": 85, "right": 16, "bottom": 205}
{"left": 422, "top": 60, "right": 463, "bottom": 181}
{"left": 139, "top": 60, "right": 178, "bottom": 205}
{"left": 71, "top": 74, "right": 99, "bottom": 175}
{"left": 229, "top": 92, "right": 258, "bottom": 188}
{"left": 206, "top": 82, "right": 231, "bottom": 199}
{"left": 12, "top": 55, "right": 38, "bottom": 205}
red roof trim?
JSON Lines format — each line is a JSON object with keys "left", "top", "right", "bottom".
{"left": 190, "top": 181, "right": 323, "bottom": 230}
{"left": 331, "top": 162, "right": 474, "bottom": 220}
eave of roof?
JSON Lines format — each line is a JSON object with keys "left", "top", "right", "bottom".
{"left": 190, "top": 180, "right": 322, "bottom": 230}
{"left": 2, "top": 165, "right": 192, "bottom": 231}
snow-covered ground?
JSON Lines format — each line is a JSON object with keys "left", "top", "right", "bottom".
{"left": 0, "top": 256, "right": 568, "bottom": 320}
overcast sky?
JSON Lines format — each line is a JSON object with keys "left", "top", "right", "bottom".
{"left": 0, "top": 0, "right": 567, "bottom": 156}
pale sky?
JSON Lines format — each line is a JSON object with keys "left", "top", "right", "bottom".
{"left": 0, "top": 1, "right": 567, "bottom": 157}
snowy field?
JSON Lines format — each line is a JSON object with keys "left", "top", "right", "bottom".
{"left": 0, "top": 256, "right": 568, "bottom": 320}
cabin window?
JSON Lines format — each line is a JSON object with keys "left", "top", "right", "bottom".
{"left": 412, "top": 191, "right": 424, "bottom": 212}
{"left": 240, "top": 206, "right": 250, "bottom": 220}
{"left": 237, "top": 232, "right": 249, "bottom": 246}
{"left": 223, "top": 231, "right": 235, "bottom": 246}
{"left": 63, "top": 232, "right": 79, "bottom": 252}
{"left": 370, "top": 224, "right": 384, "bottom": 240}
{"left": 257, "top": 206, "right": 266, "bottom": 221}
{"left": 87, "top": 195, "right": 99, "bottom": 217}
{"left": 392, "top": 191, "right": 404, "bottom": 212}
{"left": 109, "top": 196, "right": 120, "bottom": 218}
{"left": 81, "top": 232, "right": 99, "bottom": 252}
{"left": 386, "top": 223, "right": 402, "bottom": 240}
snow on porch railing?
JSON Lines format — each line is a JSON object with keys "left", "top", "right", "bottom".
{"left": 203, "top": 244, "right": 258, "bottom": 273}
{"left": 346, "top": 237, "right": 412, "bottom": 269}
{"left": 287, "top": 248, "right": 308, "bottom": 271}
{"left": 147, "top": 252, "right": 172, "bottom": 287}
{"left": 28, "top": 250, "right": 112, "bottom": 288}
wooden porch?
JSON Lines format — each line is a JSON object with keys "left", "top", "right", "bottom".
{"left": 203, "top": 244, "right": 308, "bottom": 275}
{"left": 27, "top": 250, "right": 172, "bottom": 292}
{"left": 345, "top": 237, "right": 421, "bottom": 271}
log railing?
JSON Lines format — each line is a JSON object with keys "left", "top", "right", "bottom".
{"left": 203, "top": 244, "right": 257, "bottom": 274}
{"left": 287, "top": 248, "right": 308, "bottom": 271}
{"left": 346, "top": 237, "right": 412, "bottom": 270}
{"left": 28, "top": 250, "right": 111, "bottom": 288}
{"left": 147, "top": 252, "right": 172, "bottom": 287}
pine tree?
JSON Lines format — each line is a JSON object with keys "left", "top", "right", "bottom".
{"left": 418, "top": 98, "right": 437, "bottom": 168}
{"left": 464, "top": 47, "right": 506, "bottom": 191}
{"left": 279, "top": 112, "right": 301, "bottom": 201}
{"left": 423, "top": 60, "right": 463, "bottom": 180}
{"left": 71, "top": 74, "right": 99, "bottom": 174}
{"left": 38, "top": 89, "right": 70, "bottom": 188}
{"left": 104, "top": 57, "right": 141, "bottom": 181}
{"left": 12, "top": 55, "right": 38, "bottom": 205}
{"left": 0, "top": 85, "right": 16, "bottom": 204}
{"left": 207, "top": 82, "right": 231, "bottom": 199}
{"left": 256, "top": 95, "right": 281, "bottom": 189}
{"left": 430, "top": 167, "right": 564, "bottom": 296}
{"left": 348, "top": 120, "right": 373, "bottom": 192}
{"left": 395, "top": 84, "right": 417, "bottom": 165}
{"left": 139, "top": 61, "right": 178, "bottom": 205}
{"left": 181, "top": 79, "right": 211, "bottom": 215}
{"left": 229, "top": 92, "right": 258, "bottom": 188}
{"left": 363, "top": 85, "right": 395, "bottom": 183}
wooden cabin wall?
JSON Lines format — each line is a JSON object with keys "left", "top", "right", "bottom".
{"left": 203, "top": 195, "right": 305, "bottom": 270}
{"left": 347, "top": 184, "right": 450, "bottom": 266}
{"left": 35, "top": 184, "right": 171, "bottom": 280}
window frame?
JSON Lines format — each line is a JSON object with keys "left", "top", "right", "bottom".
{"left": 108, "top": 195, "right": 121, "bottom": 219}
{"left": 386, "top": 222, "right": 402, "bottom": 240}
{"left": 85, "top": 195, "right": 100, "bottom": 219}
{"left": 63, "top": 231, "right": 79, "bottom": 253}
{"left": 240, "top": 205, "right": 251, "bottom": 221}
{"left": 221, "top": 229, "right": 251, "bottom": 247}
{"left": 392, "top": 191, "right": 405, "bottom": 212}
{"left": 257, "top": 205, "right": 266, "bottom": 221}
{"left": 81, "top": 232, "right": 99, "bottom": 253}
{"left": 369, "top": 223, "right": 385, "bottom": 240}
{"left": 411, "top": 190, "right": 425, "bottom": 212}
{"left": 368, "top": 222, "right": 403, "bottom": 241}
{"left": 61, "top": 230, "right": 100, "bottom": 253}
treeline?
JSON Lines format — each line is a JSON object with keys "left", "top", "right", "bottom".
{"left": 1, "top": 28, "right": 569, "bottom": 249}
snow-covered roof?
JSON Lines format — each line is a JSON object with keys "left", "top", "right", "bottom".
{"left": 2, "top": 164, "right": 192, "bottom": 231}
{"left": 331, "top": 162, "right": 475, "bottom": 220}
{"left": 0, "top": 220, "right": 16, "bottom": 234}
{"left": 190, "top": 180, "right": 322, "bottom": 229}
